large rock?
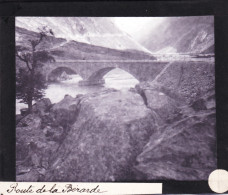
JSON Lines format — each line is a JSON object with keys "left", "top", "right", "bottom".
{"left": 134, "top": 72, "right": 216, "bottom": 180}
{"left": 49, "top": 94, "right": 80, "bottom": 127}
{"left": 135, "top": 82, "right": 184, "bottom": 124}
{"left": 45, "top": 89, "right": 156, "bottom": 182}
{"left": 16, "top": 113, "right": 59, "bottom": 181}
{"left": 16, "top": 96, "right": 79, "bottom": 181}
{"left": 59, "top": 71, "right": 70, "bottom": 81}
{"left": 43, "top": 95, "right": 81, "bottom": 142}
{"left": 32, "top": 98, "right": 52, "bottom": 116}
{"left": 134, "top": 84, "right": 216, "bottom": 180}
{"left": 134, "top": 108, "right": 216, "bottom": 180}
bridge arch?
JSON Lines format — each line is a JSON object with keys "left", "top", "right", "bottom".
{"left": 87, "top": 67, "right": 115, "bottom": 82}
{"left": 47, "top": 66, "right": 82, "bottom": 82}
{"left": 79, "top": 66, "right": 140, "bottom": 86}
{"left": 44, "top": 60, "right": 169, "bottom": 86}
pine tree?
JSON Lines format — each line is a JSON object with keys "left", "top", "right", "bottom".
{"left": 16, "top": 26, "right": 55, "bottom": 113}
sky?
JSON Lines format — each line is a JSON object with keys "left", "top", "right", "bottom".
{"left": 113, "top": 17, "right": 165, "bottom": 39}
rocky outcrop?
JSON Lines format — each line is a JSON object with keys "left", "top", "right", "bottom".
{"left": 134, "top": 97, "right": 216, "bottom": 180}
{"left": 16, "top": 90, "right": 156, "bottom": 182}
{"left": 32, "top": 98, "right": 52, "bottom": 116}
{"left": 16, "top": 97, "right": 78, "bottom": 181}
{"left": 16, "top": 113, "right": 59, "bottom": 181}
{"left": 135, "top": 82, "right": 184, "bottom": 125}
{"left": 49, "top": 95, "right": 80, "bottom": 127}
{"left": 133, "top": 60, "right": 216, "bottom": 180}
{"left": 45, "top": 89, "right": 156, "bottom": 181}
{"left": 16, "top": 59, "right": 216, "bottom": 182}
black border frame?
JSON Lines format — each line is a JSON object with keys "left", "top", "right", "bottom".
{"left": 1, "top": 0, "right": 228, "bottom": 193}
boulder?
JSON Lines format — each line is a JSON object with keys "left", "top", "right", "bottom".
{"left": 135, "top": 109, "right": 216, "bottom": 180}
{"left": 190, "top": 88, "right": 215, "bottom": 111}
{"left": 133, "top": 77, "right": 216, "bottom": 180}
{"left": 17, "top": 112, "right": 42, "bottom": 128}
{"left": 32, "top": 98, "right": 52, "bottom": 116}
{"left": 20, "top": 108, "right": 28, "bottom": 116}
{"left": 45, "top": 89, "right": 156, "bottom": 182}
{"left": 16, "top": 95, "right": 83, "bottom": 181}
{"left": 135, "top": 82, "right": 184, "bottom": 124}
{"left": 43, "top": 125, "right": 64, "bottom": 143}
{"left": 16, "top": 113, "right": 59, "bottom": 180}
{"left": 49, "top": 95, "right": 80, "bottom": 127}
{"left": 17, "top": 169, "right": 41, "bottom": 182}
{"left": 145, "top": 90, "right": 183, "bottom": 124}
{"left": 191, "top": 98, "right": 207, "bottom": 111}
{"left": 59, "top": 71, "right": 70, "bottom": 81}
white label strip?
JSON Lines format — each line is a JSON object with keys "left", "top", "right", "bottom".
{"left": 0, "top": 182, "right": 162, "bottom": 195}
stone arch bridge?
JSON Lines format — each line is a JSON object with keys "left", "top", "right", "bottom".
{"left": 42, "top": 60, "right": 169, "bottom": 85}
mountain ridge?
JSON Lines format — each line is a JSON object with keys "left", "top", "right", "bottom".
{"left": 16, "top": 17, "right": 151, "bottom": 53}
{"left": 16, "top": 26, "right": 156, "bottom": 63}
{"left": 137, "top": 16, "right": 214, "bottom": 54}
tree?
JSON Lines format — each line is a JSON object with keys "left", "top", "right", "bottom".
{"left": 16, "top": 26, "right": 55, "bottom": 113}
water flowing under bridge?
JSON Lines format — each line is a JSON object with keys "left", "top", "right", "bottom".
{"left": 43, "top": 60, "right": 169, "bottom": 85}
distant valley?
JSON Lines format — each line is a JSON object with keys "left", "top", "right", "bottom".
{"left": 136, "top": 16, "right": 214, "bottom": 54}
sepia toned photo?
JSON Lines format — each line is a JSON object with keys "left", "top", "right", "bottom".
{"left": 15, "top": 16, "right": 216, "bottom": 182}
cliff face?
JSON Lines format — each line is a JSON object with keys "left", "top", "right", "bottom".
{"left": 16, "top": 61, "right": 216, "bottom": 182}
{"left": 138, "top": 16, "right": 214, "bottom": 54}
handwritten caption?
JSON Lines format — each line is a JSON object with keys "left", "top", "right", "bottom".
{"left": 6, "top": 183, "right": 105, "bottom": 194}
{"left": 0, "top": 182, "right": 162, "bottom": 195}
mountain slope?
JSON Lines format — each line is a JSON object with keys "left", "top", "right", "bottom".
{"left": 16, "top": 17, "right": 151, "bottom": 53}
{"left": 16, "top": 26, "right": 156, "bottom": 62}
{"left": 137, "top": 16, "right": 214, "bottom": 54}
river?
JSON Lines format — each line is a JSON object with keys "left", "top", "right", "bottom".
{"left": 16, "top": 68, "right": 139, "bottom": 114}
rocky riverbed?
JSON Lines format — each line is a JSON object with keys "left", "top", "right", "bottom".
{"left": 16, "top": 61, "right": 216, "bottom": 182}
